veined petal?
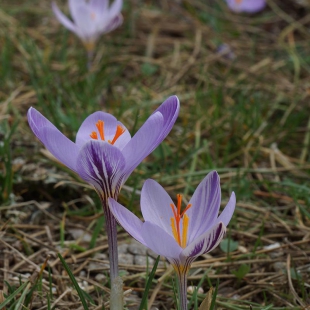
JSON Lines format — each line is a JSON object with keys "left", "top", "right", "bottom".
{"left": 151, "top": 96, "right": 180, "bottom": 145}
{"left": 68, "top": 0, "right": 88, "bottom": 24}
{"left": 76, "top": 140, "right": 126, "bottom": 199}
{"left": 216, "top": 192, "right": 236, "bottom": 227}
{"left": 75, "top": 112, "right": 131, "bottom": 149}
{"left": 52, "top": 2, "right": 78, "bottom": 34}
{"left": 108, "top": 198, "right": 145, "bottom": 245}
{"left": 186, "top": 171, "right": 221, "bottom": 243}
{"left": 27, "top": 108, "right": 79, "bottom": 172}
{"left": 122, "top": 112, "right": 164, "bottom": 177}
{"left": 140, "top": 179, "right": 175, "bottom": 235}
{"left": 141, "top": 222, "right": 182, "bottom": 259}
{"left": 182, "top": 222, "right": 226, "bottom": 259}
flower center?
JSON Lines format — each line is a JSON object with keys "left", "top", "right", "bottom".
{"left": 235, "top": 0, "right": 243, "bottom": 4}
{"left": 170, "top": 194, "right": 192, "bottom": 248}
{"left": 90, "top": 12, "right": 96, "bottom": 20}
{"left": 90, "top": 120, "right": 126, "bottom": 145}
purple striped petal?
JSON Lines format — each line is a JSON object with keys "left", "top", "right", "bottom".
{"left": 226, "top": 0, "right": 266, "bottom": 13}
{"left": 216, "top": 192, "right": 236, "bottom": 226}
{"left": 52, "top": 2, "right": 78, "bottom": 35}
{"left": 140, "top": 179, "right": 175, "bottom": 235}
{"left": 152, "top": 96, "right": 180, "bottom": 146}
{"left": 76, "top": 140, "right": 126, "bottom": 199}
{"left": 108, "top": 198, "right": 145, "bottom": 245}
{"left": 103, "top": 14, "right": 123, "bottom": 33}
{"left": 182, "top": 222, "right": 226, "bottom": 258}
{"left": 122, "top": 96, "right": 179, "bottom": 178}
{"left": 186, "top": 171, "right": 221, "bottom": 243}
{"left": 75, "top": 112, "right": 131, "bottom": 149}
{"left": 122, "top": 112, "right": 164, "bottom": 177}
{"left": 27, "top": 107, "right": 79, "bottom": 172}
{"left": 141, "top": 222, "right": 182, "bottom": 259}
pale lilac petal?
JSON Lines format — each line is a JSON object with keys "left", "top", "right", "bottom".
{"left": 122, "top": 112, "right": 164, "bottom": 177}
{"left": 108, "top": 198, "right": 145, "bottom": 245}
{"left": 103, "top": 14, "right": 123, "bottom": 33}
{"left": 216, "top": 192, "right": 236, "bottom": 226}
{"left": 52, "top": 2, "right": 78, "bottom": 34}
{"left": 186, "top": 171, "right": 221, "bottom": 243}
{"left": 141, "top": 222, "right": 182, "bottom": 259}
{"left": 27, "top": 108, "right": 79, "bottom": 172}
{"left": 68, "top": 0, "right": 97, "bottom": 41}
{"left": 226, "top": 0, "right": 266, "bottom": 13}
{"left": 108, "top": 0, "right": 123, "bottom": 18}
{"left": 75, "top": 112, "right": 131, "bottom": 149}
{"left": 182, "top": 222, "right": 226, "bottom": 259}
{"left": 76, "top": 140, "right": 126, "bottom": 198}
{"left": 152, "top": 96, "right": 180, "bottom": 146}
{"left": 90, "top": 0, "right": 108, "bottom": 12}
{"left": 140, "top": 179, "right": 175, "bottom": 235}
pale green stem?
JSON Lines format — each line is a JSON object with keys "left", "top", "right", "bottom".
{"left": 174, "top": 266, "right": 189, "bottom": 310}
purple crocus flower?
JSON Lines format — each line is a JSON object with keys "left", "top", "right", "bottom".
{"left": 226, "top": 0, "right": 266, "bottom": 13}
{"left": 108, "top": 171, "right": 236, "bottom": 310}
{"left": 52, "top": 0, "right": 123, "bottom": 52}
{"left": 27, "top": 96, "right": 179, "bottom": 285}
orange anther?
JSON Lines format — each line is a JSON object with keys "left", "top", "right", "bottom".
{"left": 96, "top": 120, "right": 105, "bottom": 140}
{"left": 109, "top": 125, "right": 126, "bottom": 145}
{"left": 90, "top": 132, "right": 98, "bottom": 139}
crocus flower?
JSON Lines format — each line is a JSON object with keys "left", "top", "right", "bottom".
{"left": 27, "top": 96, "right": 179, "bottom": 286}
{"left": 108, "top": 171, "right": 236, "bottom": 310}
{"left": 52, "top": 0, "right": 123, "bottom": 52}
{"left": 226, "top": 0, "right": 266, "bottom": 13}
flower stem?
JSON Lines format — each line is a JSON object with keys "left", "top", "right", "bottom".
{"left": 175, "top": 268, "right": 189, "bottom": 310}
{"left": 102, "top": 201, "right": 124, "bottom": 310}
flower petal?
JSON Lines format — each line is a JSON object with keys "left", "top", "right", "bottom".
{"left": 141, "top": 222, "right": 182, "bottom": 259}
{"left": 186, "top": 171, "right": 221, "bottom": 243}
{"left": 76, "top": 140, "right": 126, "bottom": 199}
{"left": 108, "top": 198, "right": 145, "bottom": 245}
{"left": 68, "top": 0, "right": 97, "bottom": 41}
{"left": 90, "top": 0, "right": 108, "bottom": 12}
{"left": 27, "top": 108, "right": 79, "bottom": 172}
{"left": 102, "top": 14, "right": 123, "bottom": 33}
{"left": 182, "top": 222, "right": 225, "bottom": 259}
{"left": 122, "top": 112, "right": 164, "bottom": 176}
{"left": 52, "top": 2, "right": 78, "bottom": 34}
{"left": 151, "top": 95, "right": 180, "bottom": 146}
{"left": 226, "top": 0, "right": 266, "bottom": 13}
{"left": 216, "top": 192, "right": 236, "bottom": 227}
{"left": 75, "top": 112, "right": 131, "bottom": 149}
{"left": 107, "top": 0, "right": 123, "bottom": 18}
{"left": 140, "top": 179, "right": 175, "bottom": 235}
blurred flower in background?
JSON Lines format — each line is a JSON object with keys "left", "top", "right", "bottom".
{"left": 226, "top": 0, "right": 266, "bottom": 13}
{"left": 52, "top": 0, "right": 123, "bottom": 53}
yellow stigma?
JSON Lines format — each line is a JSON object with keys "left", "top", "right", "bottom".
{"left": 90, "top": 120, "right": 126, "bottom": 145}
{"left": 170, "top": 194, "right": 192, "bottom": 248}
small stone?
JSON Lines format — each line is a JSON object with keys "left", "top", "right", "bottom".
{"left": 93, "top": 253, "right": 108, "bottom": 260}
{"left": 128, "top": 240, "right": 148, "bottom": 255}
{"left": 119, "top": 253, "right": 134, "bottom": 265}
{"left": 89, "top": 261, "right": 109, "bottom": 271}
{"left": 134, "top": 255, "right": 155, "bottom": 266}
{"left": 273, "top": 262, "right": 285, "bottom": 272}
{"left": 118, "top": 243, "right": 129, "bottom": 254}
{"left": 79, "top": 270, "right": 86, "bottom": 277}
{"left": 95, "top": 273, "right": 106, "bottom": 282}
{"left": 68, "top": 229, "right": 92, "bottom": 242}
{"left": 187, "top": 286, "right": 204, "bottom": 294}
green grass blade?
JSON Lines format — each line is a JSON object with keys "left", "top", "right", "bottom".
{"left": 58, "top": 253, "right": 89, "bottom": 310}
{"left": 0, "top": 281, "right": 29, "bottom": 309}
{"left": 138, "top": 255, "right": 160, "bottom": 310}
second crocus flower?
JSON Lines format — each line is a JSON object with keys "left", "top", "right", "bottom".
{"left": 109, "top": 171, "right": 236, "bottom": 310}
{"left": 226, "top": 0, "right": 266, "bottom": 13}
{"left": 52, "top": 0, "right": 123, "bottom": 53}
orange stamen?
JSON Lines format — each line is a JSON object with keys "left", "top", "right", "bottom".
{"left": 109, "top": 125, "right": 126, "bottom": 145}
{"left": 90, "top": 132, "right": 98, "bottom": 139}
{"left": 90, "top": 120, "right": 126, "bottom": 144}
{"left": 170, "top": 194, "right": 192, "bottom": 248}
{"left": 96, "top": 120, "right": 105, "bottom": 140}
